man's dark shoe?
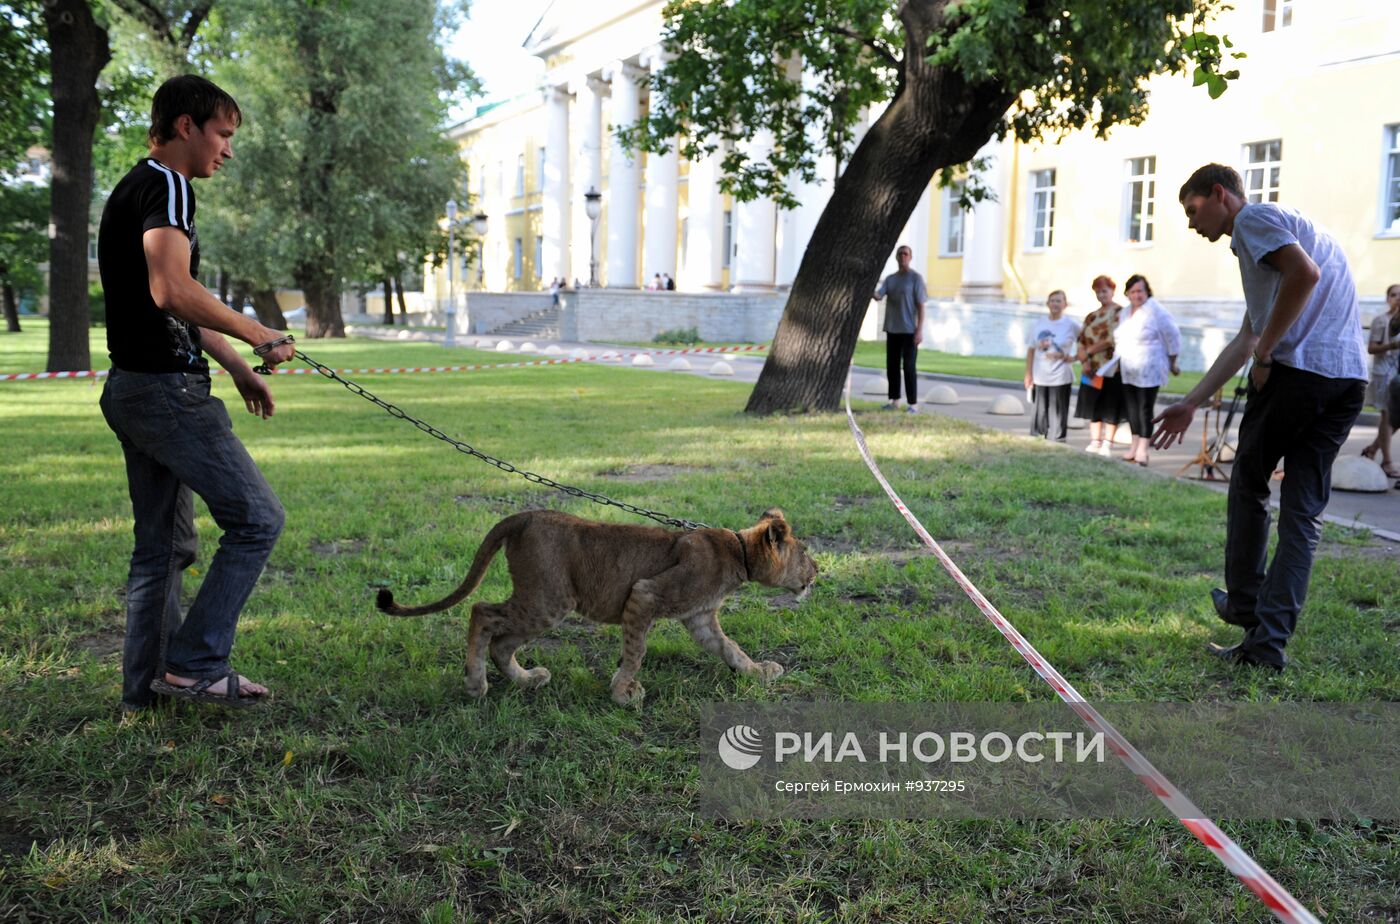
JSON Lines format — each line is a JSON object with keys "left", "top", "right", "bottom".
{"left": 1205, "top": 642, "right": 1284, "bottom": 673}
{"left": 1210, "top": 588, "right": 1258, "bottom": 628}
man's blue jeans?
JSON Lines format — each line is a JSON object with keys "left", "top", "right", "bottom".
{"left": 100, "top": 369, "right": 284, "bottom": 709}
{"left": 1225, "top": 363, "right": 1364, "bottom": 667}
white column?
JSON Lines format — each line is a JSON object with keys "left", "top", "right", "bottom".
{"left": 543, "top": 85, "right": 571, "bottom": 285}
{"left": 730, "top": 129, "right": 777, "bottom": 291}
{"left": 681, "top": 140, "right": 724, "bottom": 289}
{"left": 641, "top": 48, "right": 678, "bottom": 285}
{"left": 604, "top": 60, "right": 643, "bottom": 288}
{"left": 959, "top": 138, "right": 1008, "bottom": 301}
{"left": 776, "top": 64, "right": 836, "bottom": 287}
{"left": 571, "top": 75, "right": 606, "bottom": 285}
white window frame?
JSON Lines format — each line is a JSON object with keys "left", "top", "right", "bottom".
{"left": 939, "top": 183, "right": 965, "bottom": 257}
{"left": 1242, "top": 140, "right": 1282, "bottom": 204}
{"left": 1027, "top": 168, "right": 1056, "bottom": 251}
{"left": 1380, "top": 124, "right": 1400, "bottom": 237}
{"left": 513, "top": 237, "right": 523, "bottom": 279}
{"left": 534, "top": 235, "right": 543, "bottom": 279}
{"left": 1121, "top": 156, "right": 1157, "bottom": 245}
{"left": 515, "top": 155, "right": 525, "bottom": 197}
{"left": 536, "top": 147, "right": 546, "bottom": 192}
{"left": 1262, "top": 0, "right": 1293, "bottom": 32}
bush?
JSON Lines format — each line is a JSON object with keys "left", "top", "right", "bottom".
{"left": 652, "top": 326, "right": 700, "bottom": 345}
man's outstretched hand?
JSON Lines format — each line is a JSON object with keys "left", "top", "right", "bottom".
{"left": 1151, "top": 402, "right": 1196, "bottom": 450}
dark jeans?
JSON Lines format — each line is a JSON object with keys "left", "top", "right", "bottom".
{"left": 1031, "top": 383, "right": 1071, "bottom": 441}
{"left": 1224, "top": 364, "right": 1364, "bottom": 666}
{"left": 99, "top": 369, "right": 284, "bottom": 709}
{"left": 886, "top": 333, "right": 918, "bottom": 404}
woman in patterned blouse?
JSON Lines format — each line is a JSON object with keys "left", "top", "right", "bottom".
{"left": 1074, "top": 275, "right": 1126, "bottom": 457}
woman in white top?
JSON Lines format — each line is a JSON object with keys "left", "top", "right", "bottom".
{"left": 1115, "top": 274, "right": 1181, "bottom": 466}
{"left": 1360, "top": 283, "right": 1400, "bottom": 477}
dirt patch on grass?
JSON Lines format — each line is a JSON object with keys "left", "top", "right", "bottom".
{"left": 311, "top": 538, "right": 366, "bottom": 557}
{"left": 1317, "top": 536, "right": 1400, "bottom": 562}
{"left": 597, "top": 464, "right": 707, "bottom": 482}
{"left": 72, "top": 629, "right": 124, "bottom": 660}
{"left": 0, "top": 817, "right": 41, "bottom": 860}
{"left": 805, "top": 534, "right": 925, "bottom": 562}
{"left": 455, "top": 490, "right": 575, "bottom": 513}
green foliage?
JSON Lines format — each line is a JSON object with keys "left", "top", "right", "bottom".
{"left": 87, "top": 280, "right": 105, "bottom": 326}
{"left": 652, "top": 326, "right": 701, "bottom": 345}
{"left": 0, "top": 3, "right": 50, "bottom": 166}
{"left": 0, "top": 182, "right": 48, "bottom": 299}
{"left": 196, "top": 0, "right": 478, "bottom": 292}
{"left": 626, "top": 0, "right": 1239, "bottom": 204}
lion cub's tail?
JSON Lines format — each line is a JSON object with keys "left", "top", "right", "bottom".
{"left": 376, "top": 515, "right": 521, "bottom": 617}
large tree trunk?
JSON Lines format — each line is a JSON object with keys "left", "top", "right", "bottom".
{"left": 250, "top": 288, "right": 287, "bottom": 329}
{"left": 3, "top": 281, "right": 20, "bottom": 332}
{"left": 296, "top": 266, "right": 344, "bottom": 338}
{"left": 746, "top": 9, "right": 1013, "bottom": 414}
{"left": 394, "top": 274, "right": 408, "bottom": 324}
{"left": 382, "top": 277, "right": 394, "bottom": 325}
{"left": 43, "top": 0, "right": 111, "bottom": 372}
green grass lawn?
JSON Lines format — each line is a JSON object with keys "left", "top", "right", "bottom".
{"left": 2, "top": 321, "right": 1396, "bottom": 921}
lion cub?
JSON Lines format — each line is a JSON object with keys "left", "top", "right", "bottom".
{"left": 377, "top": 507, "right": 817, "bottom": 705}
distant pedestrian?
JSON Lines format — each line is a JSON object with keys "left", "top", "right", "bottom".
{"left": 663, "top": 272, "right": 676, "bottom": 291}
{"left": 872, "top": 244, "right": 927, "bottom": 413}
{"left": 1074, "top": 275, "right": 1126, "bottom": 456}
{"left": 1116, "top": 274, "right": 1180, "bottom": 466}
{"left": 1360, "top": 283, "right": 1399, "bottom": 478}
{"left": 1024, "top": 290, "right": 1080, "bottom": 441}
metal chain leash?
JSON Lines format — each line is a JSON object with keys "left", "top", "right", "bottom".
{"left": 289, "top": 349, "right": 710, "bottom": 531}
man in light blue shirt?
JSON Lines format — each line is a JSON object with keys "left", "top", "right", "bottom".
{"left": 1154, "top": 164, "right": 1367, "bottom": 673}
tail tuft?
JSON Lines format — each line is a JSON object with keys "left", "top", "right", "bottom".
{"left": 376, "top": 587, "right": 395, "bottom": 612}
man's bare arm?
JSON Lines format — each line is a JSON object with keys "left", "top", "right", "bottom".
{"left": 1252, "top": 242, "right": 1320, "bottom": 361}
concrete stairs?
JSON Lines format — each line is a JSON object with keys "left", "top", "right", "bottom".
{"left": 486, "top": 307, "right": 561, "bottom": 339}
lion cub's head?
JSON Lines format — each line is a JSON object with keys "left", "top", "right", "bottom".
{"left": 747, "top": 508, "right": 818, "bottom": 598}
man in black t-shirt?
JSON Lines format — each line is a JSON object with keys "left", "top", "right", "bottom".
{"left": 98, "top": 74, "right": 295, "bottom": 711}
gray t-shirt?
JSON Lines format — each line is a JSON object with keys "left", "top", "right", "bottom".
{"left": 876, "top": 270, "right": 928, "bottom": 334}
{"left": 1231, "top": 203, "right": 1367, "bottom": 382}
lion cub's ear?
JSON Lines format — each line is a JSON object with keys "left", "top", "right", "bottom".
{"left": 761, "top": 507, "right": 786, "bottom": 522}
{"left": 765, "top": 516, "right": 790, "bottom": 546}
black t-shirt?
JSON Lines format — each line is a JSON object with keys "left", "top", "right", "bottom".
{"left": 98, "top": 158, "right": 209, "bottom": 374}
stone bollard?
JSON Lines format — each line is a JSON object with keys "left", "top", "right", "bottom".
{"left": 1331, "top": 456, "right": 1391, "bottom": 493}
{"left": 519, "top": 341, "right": 539, "bottom": 352}
{"left": 495, "top": 340, "right": 513, "bottom": 352}
{"left": 709, "top": 361, "right": 734, "bottom": 376}
{"left": 632, "top": 354, "right": 655, "bottom": 366}
{"left": 988, "top": 394, "right": 1025, "bottom": 415}
{"left": 544, "top": 345, "right": 562, "bottom": 355}
{"left": 926, "top": 384, "right": 959, "bottom": 405}
{"left": 669, "top": 358, "right": 692, "bottom": 371}
{"left": 862, "top": 376, "right": 888, "bottom": 396}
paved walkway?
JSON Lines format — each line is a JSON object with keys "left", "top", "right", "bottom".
{"left": 353, "top": 328, "right": 1400, "bottom": 542}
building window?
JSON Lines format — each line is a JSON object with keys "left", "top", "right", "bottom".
{"left": 536, "top": 147, "right": 546, "bottom": 191}
{"left": 477, "top": 165, "right": 486, "bottom": 201}
{"left": 1028, "top": 168, "right": 1056, "bottom": 250}
{"left": 722, "top": 209, "right": 733, "bottom": 269}
{"left": 515, "top": 155, "right": 525, "bottom": 197}
{"left": 534, "top": 235, "right": 543, "bottom": 279}
{"left": 513, "top": 238, "right": 523, "bottom": 279}
{"left": 1262, "top": 0, "right": 1293, "bottom": 32}
{"left": 939, "top": 183, "right": 965, "bottom": 257}
{"left": 1122, "top": 156, "right": 1156, "bottom": 244}
{"left": 1381, "top": 124, "right": 1400, "bottom": 235}
{"left": 1242, "top": 140, "right": 1282, "bottom": 203}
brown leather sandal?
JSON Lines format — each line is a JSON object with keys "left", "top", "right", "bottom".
{"left": 150, "top": 670, "right": 270, "bottom": 709}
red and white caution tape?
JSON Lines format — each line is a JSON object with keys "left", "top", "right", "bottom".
{"left": 0, "top": 343, "right": 769, "bottom": 382}
{"left": 842, "top": 369, "right": 1318, "bottom": 924}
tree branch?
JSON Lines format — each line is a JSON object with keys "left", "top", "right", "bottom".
{"left": 108, "top": 0, "right": 170, "bottom": 38}
{"left": 179, "top": 2, "right": 214, "bottom": 49}
{"left": 826, "top": 25, "right": 900, "bottom": 69}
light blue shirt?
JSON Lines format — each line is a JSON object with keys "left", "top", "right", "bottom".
{"left": 1231, "top": 203, "right": 1367, "bottom": 382}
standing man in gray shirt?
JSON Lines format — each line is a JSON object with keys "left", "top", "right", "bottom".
{"left": 873, "top": 244, "right": 928, "bottom": 413}
{"left": 1153, "top": 164, "right": 1367, "bottom": 673}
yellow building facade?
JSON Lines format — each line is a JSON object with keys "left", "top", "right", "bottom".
{"left": 436, "top": 0, "right": 1400, "bottom": 324}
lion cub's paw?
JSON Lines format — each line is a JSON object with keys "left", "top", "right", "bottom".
{"left": 464, "top": 676, "right": 489, "bottom": 698}
{"left": 518, "top": 666, "right": 552, "bottom": 689}
{"left": 753, "top": 660, "right": 785, "bottom": 682}
{"left": 610, "top": 673, "right": 646, "bottom": 706}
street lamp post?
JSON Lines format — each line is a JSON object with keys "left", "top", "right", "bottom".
{"left": 472, "top": 212, "right": 488, "bottom": 289}
{"left": 444, "top": 198, "right": 458, "bottom": 348}
{"left": 584, "top": 187, "right": 602, "bottom": 287}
